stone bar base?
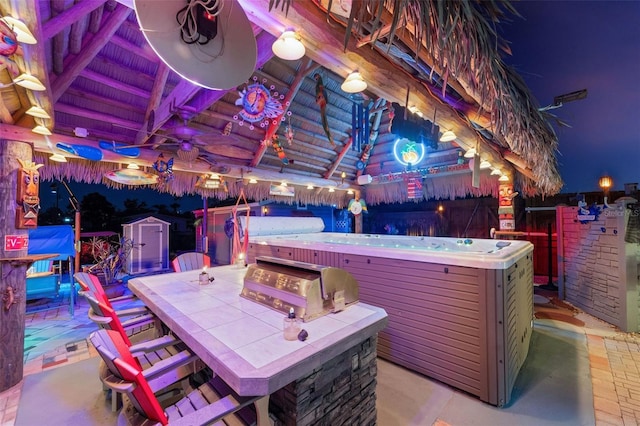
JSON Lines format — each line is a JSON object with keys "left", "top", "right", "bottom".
{"left": 270, "top": 336, "right": 378, "bottom": 425}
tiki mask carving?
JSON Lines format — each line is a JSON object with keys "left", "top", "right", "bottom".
{"left": 16, "top": 158, "right": 43, "bottom": 228}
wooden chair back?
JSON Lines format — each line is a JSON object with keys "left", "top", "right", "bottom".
{"left": 27, "top": 260, "right": 53, "bottom": 276}
{"left": 75, "top": 272, "right": 114, "bottom": 309}
{"left": 171, "top": 252, "right": 211, "bottom": 272}
{"left": 90, "top": 329, "right": 168, "bottom": 425}
{"left": 85, "top": 293, "right": 134, "bottom": 347}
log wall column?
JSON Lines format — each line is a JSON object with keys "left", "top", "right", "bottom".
{"left": 0, "top": 139, "right": 33, "bottom": 392}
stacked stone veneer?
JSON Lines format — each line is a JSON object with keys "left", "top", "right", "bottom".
{"left": 269, "top": 336, "right": 378, "bottom": 426}
{"left": 558, "top": 202, "right": 639, "bottom": 331}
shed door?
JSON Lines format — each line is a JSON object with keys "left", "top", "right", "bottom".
{"left": 137, "top": 223, "right": 163, "bottom": 272}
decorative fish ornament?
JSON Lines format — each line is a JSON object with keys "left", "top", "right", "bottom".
{"left": 285, "top": 117, "right": 294, "bottom": 146}
{"left": 223, "top": 121, "right": 233, "bottom": 136}
{"left": 314, "top": 73, "right": 335, "bottom": 147}
{"left": 153, "top": 153, "right": 174, "bottom": 188}
{"left": 271, "top": 135, "right": 289, "bottom": 164}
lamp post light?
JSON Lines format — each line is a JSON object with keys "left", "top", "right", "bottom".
{"left": 50, "top": 182, "right": 60, "bottom": 217}
{"left": 599, "top": 175, "right": 613, "bottom": 207}
{"left": 599, "top": 175, "right": 613, "bottom": 196}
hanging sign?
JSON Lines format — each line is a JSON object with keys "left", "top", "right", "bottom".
{"left": 498, "top": 183, "right": 515, "bottom": 231}
{"left": 407, "top": 177, "right": 423, "bottom": 200}
{"left": 5, "top": 234, "right": 28, "bottom": 251}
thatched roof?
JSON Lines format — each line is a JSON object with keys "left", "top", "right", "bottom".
{"left": 0, "top": 0, "right": 562, "bottom": 207}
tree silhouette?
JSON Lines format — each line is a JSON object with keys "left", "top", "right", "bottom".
{"left": 80, "top": 192, "right": 116, "bottom": 231}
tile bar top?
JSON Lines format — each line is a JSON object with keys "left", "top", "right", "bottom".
{"left": 128, "top": 265, "right": 388, "bottom": 396}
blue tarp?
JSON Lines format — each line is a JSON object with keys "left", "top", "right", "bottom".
{"left": 28, "top": 225, "right": 75, "bottom": 261}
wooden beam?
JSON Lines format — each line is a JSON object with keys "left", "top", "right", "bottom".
{"left": 356, "top": 23, "right": 392, "bottom": 48}
{"left": 141, "top": 79, "right": 201, "bottom": 145}
{"left": 88, "top": 3, "right": 104, "bottom": 33}
{"left": 135, "top": 63, "right": 170, "bottom": 144}
{"left": 251, "top": 58, "right": 319, "bottom": 167}
{"left": 69, "top": 12, "right": 86, "bottom": 54}
{"left": 324, "top": 137, "right": 352, "bottom": 179}
{"left": 79, "top": 68, "right": 151, "bottom": 99}
{"left": 64, "top": 87, "right": 145, "bottom": 115}
{"left": 110, "top": 34, "right": 162, "bottom": 63}
{"left": 185, "top": 31, "right": 277, "bottom": 121}
{"left": 52, "top": 0, "right": 66, "bottom": 75}
{"left": 51, "top": 4, "right": 131, "bottom": 103}
{"left": 41, "top": 0, "right": 106, "bottom": 40}
{"left": 55, "top": 102, "right": 140, "bottom": 131}
{"left": 237, "top": 0, "right": 516, "bottom": 179}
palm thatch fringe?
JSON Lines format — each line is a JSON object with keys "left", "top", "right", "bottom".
{"left": 274, "top": 0, "right": 563, "bottom": 195}
{"left": 364, "top": 172, "right": 497, "bottom": 206}
{"left": 34, "top": 154, "right": 353, "bottom": 208}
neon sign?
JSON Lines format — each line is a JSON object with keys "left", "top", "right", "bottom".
{"left": 393, "top": 138, "right": 425, "bottom": 167}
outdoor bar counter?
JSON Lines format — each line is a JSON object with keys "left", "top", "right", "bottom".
{"left": 128, "top": 265, "right": 388, "bottom": 425}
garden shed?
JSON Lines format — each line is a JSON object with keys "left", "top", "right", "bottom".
{"left": 122, "top": 216, "right": 169, "bottom": 274}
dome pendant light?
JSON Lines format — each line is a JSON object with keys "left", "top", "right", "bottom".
{"left": 272, "top": 29, "right": 305, "bottom": 60}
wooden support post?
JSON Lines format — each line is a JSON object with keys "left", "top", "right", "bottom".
{"left": 0, "top": 139, "right": 32, "bottom": 391}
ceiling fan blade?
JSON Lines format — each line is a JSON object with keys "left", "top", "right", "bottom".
{"left": 193, "top": 133, "right": 239, "bottom": 145}
{"left": 201, "top": 144, "right": 254, "bottom": 160}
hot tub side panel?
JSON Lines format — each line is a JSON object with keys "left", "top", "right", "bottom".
{"left": 339, "top": 254, "right": 489, "bottom": 400}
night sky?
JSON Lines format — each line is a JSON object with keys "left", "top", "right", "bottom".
{"left": 501, "top": 0, "right": 640, "bottom": 193}
{"left": 39, "top": 1, "right": 640, "bottom": 210}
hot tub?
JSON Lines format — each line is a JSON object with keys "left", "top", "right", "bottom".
{"left": 247, "top": 231, "right": 533, "bottom": 406}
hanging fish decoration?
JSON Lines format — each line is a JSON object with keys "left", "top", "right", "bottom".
{"left": 223, "top": 121, "right": 233, "bottom": 136}
{"left": 271, "top": 135, "right": 289, "bottom": 165}
{"left": 314, "top": 73, "right": 335, "bottom": 147}
{"left": 284, "top": 116, "right": 294, "bottom": 146}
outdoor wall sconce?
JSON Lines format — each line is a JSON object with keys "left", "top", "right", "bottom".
{"left": 437, "top": 204, "right": 444, "bottom": 213}
{"left": 341, "top": 71, "right": 367, "bottom": 93}
{"left": 439, "top": 130, "right": 456, "bottom": 142}
{"left": 262, "top": 206, "right": 268, "bottom": 215}
{"left": 272, "top": 29, "right": 305, "bottom": 60}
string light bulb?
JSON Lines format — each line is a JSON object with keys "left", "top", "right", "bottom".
{"left": 26, "top": 105, "right": 50, "bottom": 119}
{"left": 439, "top": 130, "right": 456, "bottom": 142}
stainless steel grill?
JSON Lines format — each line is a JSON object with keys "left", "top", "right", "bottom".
{"left": 241, "top": 256, "right": 359, "bottom": 322}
